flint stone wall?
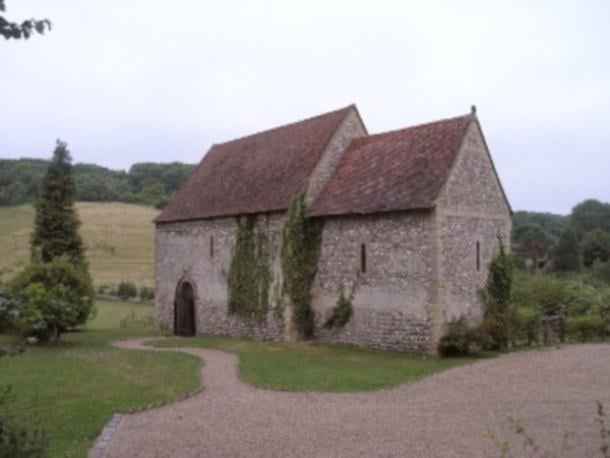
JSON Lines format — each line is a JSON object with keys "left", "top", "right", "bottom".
{"left": 155, "top": 213, "right": 286, "bottom": 340}
{"left": 312, "top": 212, "right": 435, "bottom": 351}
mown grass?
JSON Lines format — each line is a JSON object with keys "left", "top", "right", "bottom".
{"left": 152, "top": 336, "right": 486, "bottom": 392}
{"left": 0, "top": 202, "right": 158, "bottom": 288}
{"left": 0, "top": 301, "right": 199, "bottom": 458}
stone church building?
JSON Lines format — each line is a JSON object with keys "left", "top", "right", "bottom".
{"left": 155, "top": 105, "right": 511, "bottom": 352}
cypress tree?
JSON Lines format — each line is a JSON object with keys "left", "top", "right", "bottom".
{"left": 553, "top": 227, "right": 581, "bottom": 272}
{"left": 31, "top": 140, "right": 85, "bottom": 265}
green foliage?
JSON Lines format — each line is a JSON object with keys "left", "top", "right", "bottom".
{"left": 512, "top": 306, "right": 541, "bottom": 346}
{"left": 438, "top": 317, "right": 482, "bottom": 357}
{"left": 553, "top": 227, "right": 581, "bottom": 272}
{"left": 0, "top": 0, "right": 51, "bottom": 40}
{"left": 0, "top": 282, "right": 16, "bottom": 333}
{"left": 512, "top": 211, "right": 569, "bottom": 240}
{"left": 482, "top": 240, "right": 515, "bottom": 350}
{"left": 281, "top": 190, "right": 323, "bottom": 337}
{"left": 571, "top": 199, "right": 610, "bottom": 235}
{"left": 30, "top": 141, "right": 85, "bottom": 266}
{"left": 592, "top": 261, "right": 610, "bottom": 285}
{"left": 228, "top": 216, "right": 271, "bottom": 320}
{"left": 582, "top": 229, "right": 610, "bottom": 267}
{"left": 512, "top": 272, "right": 566, "bottom": 315}
{"left": 566, "top": 315, "right": 606, "bottom": 341}
{"left": 139, "top": 286, "right": 155, "bottom": 301}
{"left": 117, "top": 281, "right": 138, "bottom": 300}
{"left": 512, "top": 223, "right": 556, "bottom": 266}
{"left": 0, "top": 158, "right": 196, "bottom": 208}
{"left": 486, "top": 240, "right": 513, "bottom": 310}
{"left": 9, "top": 258, "right": 95, "bottom": 340}
{"left": 0, "top": 385, "right": 48, "bottom": 458}
{"left": 324, "top": 293, "right": 353, "bottom": 329}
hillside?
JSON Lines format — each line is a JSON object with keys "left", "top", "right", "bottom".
{"left": 0, "top": 202, "right": 159, "bottom": 288}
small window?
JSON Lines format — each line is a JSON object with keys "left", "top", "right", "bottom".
{"left": 476, "top": 241, "right": 481, "bottom": 271}
{"left": 360, "top": 243, "right": 367, "bottom": 273}
{"left": 210, "top": 235, "right": 214, "bottom": 258}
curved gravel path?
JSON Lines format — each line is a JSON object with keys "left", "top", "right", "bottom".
{"left": 104, "top": 340, "right": 610, "bottom": 458}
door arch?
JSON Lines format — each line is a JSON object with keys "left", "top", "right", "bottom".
{"left": 174, "top": 281, "right": 196, "bottom": 336}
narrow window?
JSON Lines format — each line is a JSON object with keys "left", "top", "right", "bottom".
{"left": 210, "top": 235, "right": 214, "bottom": 258}
{"left": 360, "top": 243, "right": 367, "bottom": 273}
{"left": 476, "top": 241, "right": 481, "bottom": 271}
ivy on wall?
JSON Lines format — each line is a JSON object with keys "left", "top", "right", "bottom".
{"left": 325, "top": 292, "right": 353, "bottom": 329}
{"left": 280, "top": 189, "right": 323, "bottom": 337}
{"left": 228, "top": 216, "right": 271, "bottom": 320}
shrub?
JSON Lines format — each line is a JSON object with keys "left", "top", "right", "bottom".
{"left": 563, "top": 280, "right": 602, "bottom": 316}
{"left": 592, "top": 260, "right": 610, "bottom": 285}
{"left": 0, "top": 283, "right": 17, "bottom": 333}
{"left": 139, "top": 286, "right": 155, "bottom": 301}
{"left": 0, "top": 385, "right": 48, "bottom": 457}
{"left": 512, "top": 273, "right": 566, "bottom": 315}
{"left": 117, "top": 281, "right": 138, "bottom": 300}
{"left": 438, "top": 317, "right": 482, "bottom": 357}
{"left": 513, "top": 306, "right": 541, "bottom": 346}
{"left": 566, "top": 315, "right": 606, "bottom": 341}
{"left": 324, "top": 293, "right": 353, "bottom": 329}
{"left": 9, "top": 258, "right": 94, "bottom": 341}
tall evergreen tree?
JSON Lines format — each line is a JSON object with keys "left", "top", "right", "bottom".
{"left": 31, "top": 140, "right": 85, "bottom": 265}
{"left": 553, "top": 227, "right": 581, "bottom": 272}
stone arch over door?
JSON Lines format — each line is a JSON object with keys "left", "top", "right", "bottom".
{"left": 174, "top": 278, "right": 197, "bottom": 336}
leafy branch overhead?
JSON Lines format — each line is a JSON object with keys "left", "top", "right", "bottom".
{"left": 0, "top": 0, "right": 51, "bottom": 40}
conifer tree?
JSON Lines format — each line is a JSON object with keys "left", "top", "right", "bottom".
{"left": 553, "top": 227, "right": 581, "bottom": 272}
{"left": 31, "top": 140, "right": 85, "bottom": 265}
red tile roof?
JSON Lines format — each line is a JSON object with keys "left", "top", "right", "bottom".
{"left": 309, "top": 114, "right": 474, "bottom": 217}
{"left": 156, "top": 106, "right": 354, "bottom": 223}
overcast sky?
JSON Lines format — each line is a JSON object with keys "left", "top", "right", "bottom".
{"left": 1, "top": 1, "right": 609, "bottom": 214}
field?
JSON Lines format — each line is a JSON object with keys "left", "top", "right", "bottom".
{"left": 0, "top": 202, "right": 158, "bottom": 288}
{"left": 0, "top": 300, "right": 200, "bottom": 458}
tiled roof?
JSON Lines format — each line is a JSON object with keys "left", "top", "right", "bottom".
{"left": 309, "top": 114, "right": 474, "bottom": 217}
{"left": 156, "top": 106, "right": 354, "bottom": 223}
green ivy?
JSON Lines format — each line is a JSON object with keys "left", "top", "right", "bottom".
{"left": 281, "top": 189, "right": 323, "bottom": 337}
{"left": 228, "top": 216, "right": 271, "bottom": 320}
{"left": 324, "top": 293, "right": 353, "bottom": 329}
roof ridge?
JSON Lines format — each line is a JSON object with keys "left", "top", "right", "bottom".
{"left": 215, "top": 104, "right": 355, "bottom": 147}
{"left": 357, "top": 112, "right": 474, "bottom": 143}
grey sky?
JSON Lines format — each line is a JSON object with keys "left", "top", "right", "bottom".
{"left": 1, "top": 1, "right": 609, "bottom": 214}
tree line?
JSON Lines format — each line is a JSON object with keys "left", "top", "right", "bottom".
{"left": 512, "top": 199, "right": 610, "bottom": 273}
{"left": 0, "top": 158, "right": 196, "bottom": 209}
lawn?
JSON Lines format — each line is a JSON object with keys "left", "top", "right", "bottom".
{"left": 152, "top": 336, "right": 484, "bottom": 392}
{"left": 0, "top": 202, "right": 158, "bottom": 288}
{"left": 0, "top": 300, "right": 199, "bottom": 458}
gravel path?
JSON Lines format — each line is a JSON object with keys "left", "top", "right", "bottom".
{"left": 104, "top": 340, "right": 610, "bottom": 458}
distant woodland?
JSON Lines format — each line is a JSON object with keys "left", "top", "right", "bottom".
{"left": 0, "top": 158, "right": 196, "bottom": 208}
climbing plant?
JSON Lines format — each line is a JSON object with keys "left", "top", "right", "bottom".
{"left": 228, "top": 216, "right": 271, "bottom": 320}
{"left": 324, "top": 292, "right": 353, "bottom": 329}
{"left": 281, "top": 189, "right": 323, "bottom": 337}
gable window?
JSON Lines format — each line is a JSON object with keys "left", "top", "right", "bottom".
{"left": 476, "top": 241, "right": 481, "bottom": 271}
{"left": 210, "top": 235, "right": 214, "bottom": 258}
{"left": 360, "top": 243, "right": 367, "bottom": 274}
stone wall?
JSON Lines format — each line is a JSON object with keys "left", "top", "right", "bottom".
{"left": 155, "top": 213, "right": 287, "bottom": 340}
{"left": 436, "top": 120, "right": 512, "bottom": 326}
{"left": 311, "top": 212, "right": 435, "bottom": 351}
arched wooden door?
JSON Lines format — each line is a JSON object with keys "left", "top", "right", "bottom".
{"left": 174, "top": 281, "right": 196, "bottom": 336}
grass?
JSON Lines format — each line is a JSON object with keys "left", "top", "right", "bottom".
{"left": 152, "top": 336, "right": 485, "bottom": 392}
{"left": 0, "top": 300, "right": 199, "bottom": 458}
{"left": 88, "top": 298, "right": 155, "bottom": 330}
{"left": 0, "top": 202, "right": 159, "bottom": 288}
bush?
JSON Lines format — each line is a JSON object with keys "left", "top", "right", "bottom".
{"left": 0, "top": 385, "right": 48, "bottom": 457}
{"left": 566, "top": 315, "right": 606, "bottom": 341}
{"left": 438, "top": 317, "right": 482, "bottom": 357}
{"left": 0, "top": 283, "right": 17, "bottom": 333}
{"left": 117, "top": 281, "right": 137, "bottom": 300}
{"left": 324, "top": 293, "right": 353, "bottom": 329}
{"left": 512, "top": 273, "right": 566, "bottom": 315}
{"left": 139, "top": 286, "right": 155, "bottom": 301}
{"left": 9, "top": 258, "right": 94, "bottom": 341}
{"left": 513, "top": 306, "right": 541, "bottom": 346}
